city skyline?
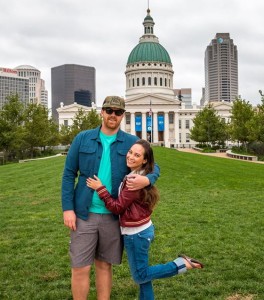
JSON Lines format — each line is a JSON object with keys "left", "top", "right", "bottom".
{"left": 0, "top": 0, "right": 263, "bottom": 108}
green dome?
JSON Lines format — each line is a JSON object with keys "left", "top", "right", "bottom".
{"left": 144, "top": 15, "right": 153, "bottom": 21}
{"left": 127, "top": 42, "right": 171, "bottom": 64}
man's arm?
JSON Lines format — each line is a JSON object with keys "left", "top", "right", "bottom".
{"left": 61, "top": 134, "right": 81, "bottom": 229}
{"left": 126, "top": 162, "right": 160, "bottom": 190}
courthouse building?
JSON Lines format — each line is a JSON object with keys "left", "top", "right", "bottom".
{"left": 57, "top": 8, "right": 233, "bottom": 148}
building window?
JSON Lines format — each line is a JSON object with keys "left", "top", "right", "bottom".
{"left": 185, "top": 120, "right": 190, "bottom": 129}
{"left": 179, "top": 133, "right": 182, "bottom": 143}
{"left": 186, "top": 133, "right": 190, "bottom": 143}
{"left": 179, "top": 120, "right": 181, "bottom": 129}
{"left": 169, "top": 112, "right": 174, "bottom": 124}
{"left": 126, "top": 112, "right": 131, "bottom": 125}
{"left": 154, "top": 77, "right": 157, "bottom": 85}
{"left": 132, "top": 78, "right": 135, "bottom": 87}
{"left": 64, "top": 120, "right": 68, "bottom": 126}
{"left": 142, "top": 77, "right": 145, "bottom": 86}
{"left": 137, "top": 78, "right": 140, "bottom": 86}
{"left": 165, "top": 78, "right": 167, "bottom": 86}
{"left": 160, "top": 78, "right": 162, "bottom": 86}
{"left": 148, "top": 77, "right": 151, "bottom": 85}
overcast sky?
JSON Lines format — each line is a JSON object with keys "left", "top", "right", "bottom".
{"left": 1, "top": 0, "right": 264, "bottom": 108}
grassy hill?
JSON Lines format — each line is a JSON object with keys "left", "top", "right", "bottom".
{"left": 0, "top": 148, "right": 263, "bottom": 299}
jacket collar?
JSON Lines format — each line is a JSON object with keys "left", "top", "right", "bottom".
{"left": 91, "top": 126, "right": 126, "bottom": 142}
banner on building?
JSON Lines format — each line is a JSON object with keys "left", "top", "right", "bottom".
{"left": 158, "top": 115, "right": 164, "bottom": 131}
{"left": 135, "top": 115, "right": 142, "bottom": 132}
{"left": 146, "top": 116, "right": 152, "bottom": 132}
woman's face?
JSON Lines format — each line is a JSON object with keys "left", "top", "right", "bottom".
{"left": 126, "top": 144, "right": 147, "bottom": 171}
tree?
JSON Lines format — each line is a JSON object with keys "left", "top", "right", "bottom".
{"left": 45, "top": 119, "right": 60, "bottom": 149}
{"left": 59, "top": 124, "right": 72, "bottom": 146}
{"left": 245, "top": 93, "right": 264, "bottom": 155}
{"left": 60, "top": 108, "right": 102, "bottom": 144}
{"left": 229, "top": 97, "right": 254, "bottom": 149}
{"left": 190, "top": 105, "right": 228, "bottom": 147}
{"left": 0, "top": 94, "right": 25, "bottom": 159}
{"left": 23, "top": 104, "right": 53, "bottom": 157}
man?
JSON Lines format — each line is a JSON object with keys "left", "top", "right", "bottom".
{"left": 62, "top": 96, "right": 160, "bottom": 300}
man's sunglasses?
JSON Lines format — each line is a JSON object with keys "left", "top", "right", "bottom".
{"left": 104, "top": 108, "right": 125, "bottom": 116}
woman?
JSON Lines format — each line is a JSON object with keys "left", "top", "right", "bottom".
{"left": 87, "top": 139, "right": 203, "bottom": 300}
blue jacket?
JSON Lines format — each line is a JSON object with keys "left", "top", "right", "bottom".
{"left": 61, "top": 126, "right": 160, "bottom": 220}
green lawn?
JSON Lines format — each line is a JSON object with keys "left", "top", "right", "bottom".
{"left": 0, "top": 148, "right": 263, "bottom": 300}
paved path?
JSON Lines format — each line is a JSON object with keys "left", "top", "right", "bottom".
{"left": 176, "top": 148, "right": 264, "bottom": 164}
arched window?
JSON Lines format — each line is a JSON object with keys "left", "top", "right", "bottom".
{"left": 160, "top": 78, "right": 163, "bottom": 86}
{"left": 165, "top": 78, "right": 167, "bottom": 86}
{"left": 137, "top": 78, "right": 140, "bottom": 86}
{"left": 142, "top": 77, "right": 145, "bottom": 86}
{"left": 132, "top": 78, "right": 135, "bottom": 87}
{"left": 148, "top": 77, "right": 151, "bottom": 85}
{"left": 154, "top": 77, "right": 157, "bottom": 86}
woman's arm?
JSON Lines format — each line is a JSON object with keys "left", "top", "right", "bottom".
{"left": 87, "top": 176, "right": 139, "bottom": 214}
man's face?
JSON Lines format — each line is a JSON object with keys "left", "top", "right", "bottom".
{"left": 101, "top": 107, "right": 125, "bottom": 130}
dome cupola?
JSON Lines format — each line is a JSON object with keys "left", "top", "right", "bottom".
{"left": 127, "top": 9, "right": 171, "bottom": 65}
{"left": 125, "top": 8, "right": 174, "bottom": 99}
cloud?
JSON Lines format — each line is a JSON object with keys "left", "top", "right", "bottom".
{"left": 0, "top": 0, "right": 263, "bottom": 107}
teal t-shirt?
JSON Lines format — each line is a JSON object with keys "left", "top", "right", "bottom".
{"left": 89, "top": 131, "right": 117, "bottom": 214}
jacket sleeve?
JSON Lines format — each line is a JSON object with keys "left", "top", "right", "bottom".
{"left": 61, "top": 134, "right": 81, "bottom": 211}
{"left": 146, "top": 162, "right": 160, "bottom": 186}
{"left": 96, "top": 184, "right": 139, "bottom": 215}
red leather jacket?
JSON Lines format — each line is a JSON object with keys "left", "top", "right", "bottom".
{"left": 96, "top": 178, "right": 152, "bottom": 227}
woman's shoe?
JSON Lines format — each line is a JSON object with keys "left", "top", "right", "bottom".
{"left": 178, "top": 254, "right": 204, "bottom": 269}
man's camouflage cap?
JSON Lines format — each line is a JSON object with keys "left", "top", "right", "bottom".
{"left": 102, "top": 96, "right": 125, "bottom": 110}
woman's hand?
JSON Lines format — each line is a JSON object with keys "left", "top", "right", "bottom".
{"left": 86, "top": 175, "right": 103, "bottom": 190}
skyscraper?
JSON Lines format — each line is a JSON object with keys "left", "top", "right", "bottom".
{"left": 51, "top": 64, "right": 96, "bottom": 122}
{"left": 204, "top": 33, "right": 238, "bottom": 103}
{"left": 0, "top": 67, "right": 29, "bottom": 110}
{"left": 15, "top": 65, "right": 48, "bottom": 108}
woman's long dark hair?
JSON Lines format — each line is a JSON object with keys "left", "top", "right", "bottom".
{"left": 134, "top": 139, "right": 159, "bottom": 211}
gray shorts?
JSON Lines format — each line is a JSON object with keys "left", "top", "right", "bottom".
{"left": 69, "top": 213, "right": 123, "bottom": 268}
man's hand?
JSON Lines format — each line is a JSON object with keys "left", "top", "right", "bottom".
{"left": 63, "top": 210, "right": 77, "bottom": 231}
{"left": 126, "top": 174, "right": 150, "bottom": 191}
